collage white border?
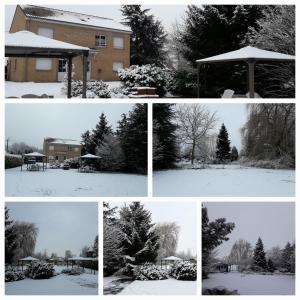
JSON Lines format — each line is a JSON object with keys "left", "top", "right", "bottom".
{"left": 0, "top": 0, "right": 298, "bottom": 299}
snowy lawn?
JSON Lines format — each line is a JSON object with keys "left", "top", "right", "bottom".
{"left": 5, "top": 81, "right": 123, "bottom": 98}
{"left": 5, "top": 273, "right": 98, "bottom": 295}
{"left": 202, "top": 272, "right": 295, "bottom": 295}
{"left": 153, "top": 165, "right": 295, "bottom": 197}
{"left": 6, "top": 167, "right": 147, "bottom": 197}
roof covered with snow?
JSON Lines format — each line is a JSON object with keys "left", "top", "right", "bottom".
{"left": 45, "top": 137, "right": 82, "bottom": 146}
{"left": 161, "top": 256, "right": 183, "bottom": 261}
{"left": 197, "top": 46, "right": 295, "bottom": 63}
{"left": 19, "top": 256, "right": 39, "bottom": 261}
{"left": 6, "top": 31, "right": 89, "bottom": 52}
{"left": 68, "top": 256, "right": 97, "bottom": 261}
{"left": 23, "top": 152, "right": 45, "bottom": 157}
{"left": 20, "top": 5, "right": 132, "bottom": 33}
{"left": 80, "top": 153, "right": 101, "bottom": 159}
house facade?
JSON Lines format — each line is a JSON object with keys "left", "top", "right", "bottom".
{"left": 43, "top": 137, "right": 82, "bottom": 163}
{"left": 8, "top": 5, "right": 131, "bottom": 82}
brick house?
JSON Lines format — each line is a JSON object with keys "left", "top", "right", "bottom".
{"left": 7, "top": 5, "right": 131, "bottom": 82}
{"left": 43, "top": 137, "right": 82, "bottom": 163}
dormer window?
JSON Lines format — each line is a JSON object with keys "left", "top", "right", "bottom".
{"left": 95, "top": 35, "right": 106, "bottom": 47}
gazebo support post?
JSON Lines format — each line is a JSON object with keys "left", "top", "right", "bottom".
{"left": 67, "top": 56, "right": 73, "bottom": 99}
{"left": 247, "top": 59, "right": 255, "bottom": 98}
{"left": 82, "top": 51, "right": 89, "bottom": 98}
{"left": 197, "top": 64, "right": 200, "bottom": 98}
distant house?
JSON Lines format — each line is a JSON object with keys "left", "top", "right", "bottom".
{"left": 7, "top": 5, "right": 131, "bottom": 82}
{"left": 210, "top": 262, "right": 229, "bottom": 273}
{"left": 43, "top": 137, "right": 82, "bottom": 163}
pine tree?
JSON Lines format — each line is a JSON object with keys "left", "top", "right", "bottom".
{"left": 92, "top": 113, "right": 112, "bottom": 152}
{"left": 252, "top": 237, "right": 268, "bottom": 271}
{"left": 119, "top": 202, "right": 159, "bottom": 265}
{"left": 231, "top": 146, "right": 239, "bottom": 161}
{"left": 121, "top": 5, "right": 167, "bottom": 66}
{"left": 5, "top": 207, "right": 18, "bottom": 264}
{"left": 267, "top": 258, "right": 275, "bottom": 272}
{"left": 153, "top": 104, "right": 178, "bottom": 170}
{"left": 281, "top": 242, "right": 295, "bottom": 273}
{"left": 81, "top": 130, "right": 94, "bottom": 155}
{"left": 216, "top": 123, "right": 231, "bottom": 162}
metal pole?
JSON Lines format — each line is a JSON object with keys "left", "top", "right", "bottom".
{"left": 82, "top": 51, "right": 88, "bottom": 98}
{"left": 247, "top": 59, "right": 255, "bottom": 98}
{"left": 67, "top": 56, "right": 73, "bottom": 98}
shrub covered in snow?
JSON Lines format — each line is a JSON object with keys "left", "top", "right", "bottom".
{"left": 202, "top": 287, "right": 239, "bottom": 295}
{"left": 65, "top": 80, "right": 111, "bottom": 98}
{"left": 61, "top": 268, "right": 83, "bottom": 275}
{"left": 5, "top": 154, "right": 23, "bottom": 169}
{"left": 25, "top": 262, "right": 55, "bottom": 279}
{"left": 118, "top": 64, "right": 171, "bottom": 97}
{"left": 65, "top": 157, "right": 80, "bottom": 169}
{"left": 169, "top": 261, "right": 197, "bottom": 281}
{"left": 134, "top": 263, "right": 168, "bottom": 280}
{"left": 5, "top": 270, "right": 25, "bottom": 282}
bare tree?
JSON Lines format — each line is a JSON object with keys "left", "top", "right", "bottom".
{"left": 176, "top": 104, "right": 217, "bottom": 164}
{"left": 228, "top": 239, "right": 252, "bottom": 270}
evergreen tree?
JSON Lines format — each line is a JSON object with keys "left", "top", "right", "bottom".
{"left": 93, "top": 235, "right": 98, "bottom": 258}
{"left": 202, "top": 206, "right": 235, "bottom": 278}
{"left": 216, "top": 124, "right": 231, "bottom": 162}
{"left": 153, "top": 104, "right": 178, "bottom": 170}
{"left": 119, "top": 202, "right": 159, "bottom": 266}
{"left": 81, "top": 130, "right": 94, "bottom": 155}
{"left": 267, "top": 258, "right": 275, "bottom": 272}
{"left": 103, "top": 202, "right": 118, "bottom": 225}
{"left": 231, "top": 146, "right": 239, "bottom": 161}
{"left": 121, "top": 5, "right": 167, "bottom": 66}
{"left": 92, "top": 113, "right": 112, "bottom": 152}
{"left": 5, "top": 207, "right": 18, "bottom": 264}
{"left": 281, "top": 242, "right": 295, "bottom": 273}
{"left": 252, "top": 237, "right": 268, "bottom": 271}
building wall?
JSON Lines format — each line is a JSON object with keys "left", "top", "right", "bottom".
{"left": 43, "top": 142, "right": 82, "bottom": 163}
{"left": 8, "top": 6, "right": 131, "bottom": 82}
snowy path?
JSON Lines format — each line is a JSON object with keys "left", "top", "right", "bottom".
{"left": 5, "top": 273, "right": 98, "bottom": 295}
{"left": 153, "top": 166, "right": 295, "bottom": 197}
{"left": 119, "top": 278, "right": 197, "bottom": 295}
{"left": 6, "top": 167, "right": 147, "bottom": 197}
{"left": 103, "top": 276, "right": 133, "bottom": 295}
{"left": 202, "top": 272, "right": 295, "bottom": 295}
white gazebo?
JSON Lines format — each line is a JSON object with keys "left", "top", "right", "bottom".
{"left": 5, "top": 31, "right": 90, "bottom": 98}
{"left": 79, "top": 153, "right": 101, "bottom": 173}
{"left": 160, "top": 256, "right": 183, "bottom": 269}
{"left": 22, "top": 152, "right": 47, "bottom": 171}
{"left": 196, "top": 46, "right": 295, "bottom": 98}
{"left": 67, "top": 256, "right": 98, "bottom": 274}
{"left": 18, "top": 256, "right": 39, "bottom": 271}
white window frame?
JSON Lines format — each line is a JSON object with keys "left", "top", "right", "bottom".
{"left": 112, "top": 61, "right": 124, "bottom": 72}
{"left": 113, "top": 37, "right": 124, "bottom": 49}
{"left": 36, "top": 58, "right": 52, "bottom": 71}
{"left": 49, "top": 145, "right": 54, "bottom": 151}
{"left": 38, "top": 27, "right": 54, "bottom": 39}
{"left": 95, "top": 35, "right": 107, "bottom": 47}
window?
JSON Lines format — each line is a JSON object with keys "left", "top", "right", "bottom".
{"left": 68, "top": 146, "right": 73, "bottom": 151}
{"left": 113, "top": 37, "right": 124, "bottom": 49}
{"left": 113, "top": 62, "right": 124, "bottom": 72}
{"left": 75, "top": 147, "right": 79, "bottom": 152}
{"left": 95, "top": 35, "right": 106, "bottom": 47}
{"left": 38, "top": 27, "right": 53, "bottom": 39}
{"left": 49, "top": 145, "right": 54, "bottom": 150}
{"left": 36, "top": 58, "right": 52, "bottom": 70}
{"left": 58, "top": 59, "right": 67, "bottom": 72}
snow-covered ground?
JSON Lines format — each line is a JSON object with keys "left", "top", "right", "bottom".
{"left": 5, "top": 81, "right": 123, "bottom": 98}
{"left": 104, "top": 276, "right": 196, "bottom": 295}
{"left": 153, "top": 165, "right": 295, "bottom": 197}
{"left": 202, "top": 272, "right": 295, "bottom": 295}
{"left": 6, "top": 166, "right": 147, "bottom": 196}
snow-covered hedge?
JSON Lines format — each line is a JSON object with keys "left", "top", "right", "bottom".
{"left": 61, "top": 268, "right": 83, "bottom": 275}
{"left": 5, "top": 154, "right": 23, "bottom": 169}
{"left": 169, "top": 261, "right": 197, "bottom": 281}
{"left": 26, "top": 262, "right": 55, "bottom": 279}
{"left": 118, "top": 64, "right": 171, "bottom": 97}
{"left": 65, "top": 80, "right": 111, "bottom": 98}
{"left": 5, "top": 270, "right": 25, "bottom": 282}
{"left": 202, "top": 287, "right": 239, "bottom": 295}
{"left": 134, "top": 263, "right": 168, "bottom": 280}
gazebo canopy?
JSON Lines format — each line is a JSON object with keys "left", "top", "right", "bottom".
{"left": 18, "top": 256, "right": 39, "bottom": 261}
{"left": 80, "top": 153, "right": 101, "bottom": 159}
{"left": 24, "top": 152, "right": 45, "bottom": 157}
{"left": 161, "top": 256, "right": 183, "bottom": 261}
{"left": 196, "top": 46, "right": 295, "bottom": 98}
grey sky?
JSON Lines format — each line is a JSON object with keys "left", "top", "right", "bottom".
{"left": 5, "top": 5, "right": 187, "bottom": 33}
{"left": 6, "top": 202, "right": 98, "bottom": 257}
{"left": 176, "top": 103, "right": 247, "bottom": 150}
{"left": 5, "top": 103, "right": 134, "bottom": 148}
{"left": 112, "top": 202, "right": 197, "bottom": 256}
{"left": 203, "top": 202, "right": 295, "bottom": 258}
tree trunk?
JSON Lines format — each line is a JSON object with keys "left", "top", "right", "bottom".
{"left": 191, "top": 140, "right": 196, "bottom": 165}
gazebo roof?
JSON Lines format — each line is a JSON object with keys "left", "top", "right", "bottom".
{"left": 5, "top": 30, "right": 89, "bottom": 57}
{"left": 161, "top": 256, "right": 183, "bottom": 261}
{"left": 24, "top": 152, "right": 45, "bottom": 157}
{"left": 18, "top": 256, "right": 39, "bottom": 261}
{"left": 68, "top": 256, "right": 97, "bottom": 261}
{"left": 80, "top": 153, "right": 101, "bottom": 159}
{"left": 196, "top": 46, "right": 295, "bottom": 64}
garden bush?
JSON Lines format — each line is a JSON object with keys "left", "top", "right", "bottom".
{"left": 5, "top": 154, "right": 23, "bottom": 169}
{"left": 169, "top": 261, "right": 197, "bottom": 281}
{"left": 61, "top": 268, "right": 83, "bottom": 275}
{"left": 25, "top": 262, "right": 55, "bottom": 279}
{"left": 5, "top": 270, "right": 25, "bottom": 282}
{"left": 134, "top": 263, "right": 168, "bottom": 280}
{"left": 118, "top": 64, "right": 171, "bottom": 97}
{"left": 65, "top": 80, "right": 111, "bottom": 98}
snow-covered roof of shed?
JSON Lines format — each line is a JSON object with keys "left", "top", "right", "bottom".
{"left": 197, "top": 46, "right": 295, "bottom": 63}
{"left": 161, "top": 256, "right": 183, "bottom": 261}
{"left": 6, "top": 31, "right": 89, "bottom": 51}
{"left": 67, "top": 256, "right": 96, "bottom": 261}
{"left": 45, "top": 137, "right": 82, "bottom": 146}
{"left": 19, "top": 256, "right": 39, "bottom": 261}
{"left": 20, "top": 5, "right": 132, "bottom": 33}
{"left": 23, "top": 152, "right": 45, "bottom": 157}
{"left": 80, "top": 153, "right": 101, "bottom": 159}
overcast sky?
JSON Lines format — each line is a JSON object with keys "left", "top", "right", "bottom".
{"left": 5, "top": 103, "right": 134, "bottom": 148}
{"left": 203, "top": 202, "right": 295, "bottom": 258}
{"left": 6, "top": 202, "right": 98, "bottom": 257}
{"left": 176, "top": 103, "right": 247, "bottom": 150}
{"left": 112, "top": 201, "right": 197, "bottom": 256}
{"left": 5, "top": 5, "right": 187, "bottom": 33}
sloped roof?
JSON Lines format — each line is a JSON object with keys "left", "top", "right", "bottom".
{"left": 161, "top": 256, "right": 183, "bottom": 261}
{"left": 19, "top": 256, "right": 39, "bottom": 261}
{"left": 197, "top": 46, "right": 295, "bottom": 63}
{"left": 20, "top": 5, "right": 132, "bottom": 33}
{"left": 23, "top": 152, "right": 45, "bottom": 157}
{"left": 80, "top": 153, "right": 101, "bottom": 159}
{"left": 45, "top": 137, "right": 81, "bottom": 146}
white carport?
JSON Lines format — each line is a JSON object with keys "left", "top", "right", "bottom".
{"left": 5, "top": 31, "right": 90, "bottom": 98}
{"left": 196, "top": 46, "right": 295, "bottom": 98}
{"left": 18, "top": 256, "right": 39, "bottom": 271}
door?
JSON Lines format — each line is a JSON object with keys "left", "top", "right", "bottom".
{"left": 87, "top": 60, "right": 91, "bottom": 80}
{"left": 57, "top": 59, "right": 67, "bottom": 82}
